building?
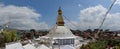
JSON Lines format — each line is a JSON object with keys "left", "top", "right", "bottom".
{"left": 45, "top": 7, "right": 76, "bottom": 48}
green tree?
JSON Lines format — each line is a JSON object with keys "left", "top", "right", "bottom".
{"left": 10, "top": 30, "right": 18, "bottom": 41}
{"left": 2, "top": 29, "right": 18, "bottom": 43}
{"left": 2, "top": 30, "right": 12, "bottom": 43}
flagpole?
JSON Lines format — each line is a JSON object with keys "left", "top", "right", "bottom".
{"left": 95, "top": 0, "right": 116, "bottom": 38}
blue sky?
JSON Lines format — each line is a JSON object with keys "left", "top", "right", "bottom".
{"left": 0, "top": 0, "right": 120, "bottom": 30}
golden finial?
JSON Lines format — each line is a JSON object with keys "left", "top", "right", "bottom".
{"left": 56, "top": 7, "right": 64, "bottom": 26}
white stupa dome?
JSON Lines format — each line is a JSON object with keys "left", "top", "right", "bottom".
{"left": 46, "top": 26, "right": 76, "bottom": 39}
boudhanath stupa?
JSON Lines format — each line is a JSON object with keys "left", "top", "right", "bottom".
{"left": 45, "top": 7, "right": 77, "bottom": 49}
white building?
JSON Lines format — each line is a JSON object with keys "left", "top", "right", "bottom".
{"left": 23, "top": 44, "right": 36, "bottom": 49}
{"left": 45, "top": 7, "right": 76, "bottom": 49}
{"left": 5, "top": 42, "right": 23, "bottom": 49}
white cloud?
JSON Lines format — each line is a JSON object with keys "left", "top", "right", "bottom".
{"left": 115, "top": 0, "right": 120, "bottom": 5}
{"left": 67, "top": 5, "right": 120, "bottom": 30}
{"left": 78, "top": 5, "right": 107, "bottom": 30}
{"left": 0, "top": 4, "right": 48, "bottom": 30}
{"left": 112, "top": 0, "right": 120, "bottom": 5}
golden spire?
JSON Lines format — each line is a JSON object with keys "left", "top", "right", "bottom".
{"left": 56, "top": 7, "right": 64, "bottom": 26}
